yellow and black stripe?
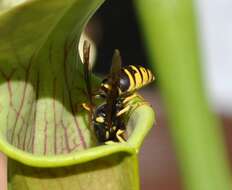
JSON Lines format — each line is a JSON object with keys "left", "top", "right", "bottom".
{"left": 101, "top": 65, "right": 155, "bottom": 96}
{"left": 118, "top": 65, "right": 155, "bottom": 95}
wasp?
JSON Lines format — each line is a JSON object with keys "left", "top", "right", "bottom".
{"left": 82, "top": 41, "right": 155, "bottom": 143}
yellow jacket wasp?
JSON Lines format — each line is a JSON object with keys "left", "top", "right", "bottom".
{"left": 82, "top": 41, "right": 155, "bottom": 143}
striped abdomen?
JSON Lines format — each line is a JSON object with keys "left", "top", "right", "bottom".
{"left": 101, "top": 65, "right": 155, "bottom": 95}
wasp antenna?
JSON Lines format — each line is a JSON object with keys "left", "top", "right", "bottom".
{"left": 111, "top": 49, "right": 122, "bottom": 74}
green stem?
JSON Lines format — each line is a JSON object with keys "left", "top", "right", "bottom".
{"left": 134, "top": 0, "right": 232, "bottom": 190}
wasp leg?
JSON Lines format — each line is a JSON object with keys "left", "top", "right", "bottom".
{"left": 123, "top": 93, "right": 146, "bottom": 104}
{"left": 122, "top": 93, "right": 138, "bottom": 104}
{"left": 105, "top": 140, "right": 117, "bottom": 145}
{"left": 81, "top": 103, "right": 92, "bottom": 112}
{"left": 117, "top": 100, "right": 150, "bottom": 117}
{"left": 116, "top": 129, "right": 126, "bottom": 143}
{"left": 116, "top": 105, "right": 131, "bottom": 117}
{"left": 131, "top": 101, "right": 149, "bottom": 110}
{"left": 104, "top": 129, "right": 126, "bottom": 144}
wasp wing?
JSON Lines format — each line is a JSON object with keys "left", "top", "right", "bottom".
{"left": 105, "top": 49, "right": 122, "bottom": 129}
